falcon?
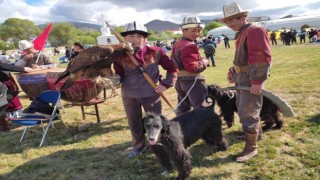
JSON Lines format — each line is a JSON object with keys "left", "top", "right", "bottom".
{"left": 55, "top": 43, "right": 130, "bottom": 90}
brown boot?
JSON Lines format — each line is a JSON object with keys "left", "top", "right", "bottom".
{"left": 0, "top": 113, "right": 10, "bottom": 131}
{"left": 236, "top": 132, "right": 258, "bottom": 163}
{"left": 237, "top": 125, "right": 263, "bottom": 141}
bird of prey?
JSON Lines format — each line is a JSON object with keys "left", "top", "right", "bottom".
{"left": 54, "top": 43, "right": 130, "bottom": 90}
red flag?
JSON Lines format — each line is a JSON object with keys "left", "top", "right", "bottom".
{"left": 33, "top": 23, "right": 53, "bottom": 51}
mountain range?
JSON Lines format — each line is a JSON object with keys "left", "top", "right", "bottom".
{"left": 39, "top": 19, "right": 215, "bottom": 32}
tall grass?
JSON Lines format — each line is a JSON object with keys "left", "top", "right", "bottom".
{"left": 0, "top": 42, "right": 319, "bottom": 179}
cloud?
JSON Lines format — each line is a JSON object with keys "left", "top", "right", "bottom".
{"left": 0, "top": 0, "right": 319, "bottom": 26}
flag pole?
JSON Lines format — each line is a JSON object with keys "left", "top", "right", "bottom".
{"left": 35, "top": 51, "right": 42, "bottom": 64}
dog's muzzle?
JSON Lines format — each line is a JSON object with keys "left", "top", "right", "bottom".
{"left": 147, "top": 137, "right": 158, "bottom": 145}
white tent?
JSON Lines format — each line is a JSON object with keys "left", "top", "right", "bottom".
{"left": 207, "top": 14, "right": 320, "bottom": 39}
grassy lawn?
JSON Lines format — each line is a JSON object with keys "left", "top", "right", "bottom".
{"left": 0, "top": 42, "right": 319, "bottom": 179}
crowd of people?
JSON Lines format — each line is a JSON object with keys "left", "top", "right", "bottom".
{"left": 270, "top": 28, "right": 320, "bottom": 46}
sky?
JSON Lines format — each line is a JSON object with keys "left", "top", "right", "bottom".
{"left": 1, "top": 0, "right": 320, "bottom": 26}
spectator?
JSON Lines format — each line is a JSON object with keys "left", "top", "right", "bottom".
{"left": 171, "top": 38, "right": 178, "bottom": 46}
{"left": 270, "top": 31, "right": 277, "bottom": 45}
{"left": 284, "top": 30, "right": 292, "bottom": 46}
{"left": 299, "top": 30, "right": 306, "bottom": 44}
{"left": 291, "top": 29, "right": 297, "bottom": 44}
{"left": 53, "top": 46, "right": 60, "bottom": 56}
{"left": 0, "top": 61, "right": 32, "bottom": 131}
{"left": 308, "top": 29, "right": 314, "bottom": 43}
{"left": 65, "top": 46, "right": 72, "bottom": 59}
{"left": 15, "top": 40, "right": 55, "bottom": 69}
{"left": 69, "top": 42, "right": 84, "bottom": 60}
{"left": 155, "top": 40, "right": 162, "bottom": 47}
{"left": 222, "top": 34, "right": 231, "bottom": 48}
{"left": 203, "top": 36, "right": 217, "bottom": 66}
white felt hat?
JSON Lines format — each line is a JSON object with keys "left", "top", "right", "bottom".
{"left": 120, "top": 21, "right": 150, "bottom": 37}
{"left": 180, "top": 16, "right": 205, "bottom": 29}
{"left": 19, "top": 40, "right": 34, "bottom": 50}
{"left": 220, "top": 2, "right": 249, "bottom": 22}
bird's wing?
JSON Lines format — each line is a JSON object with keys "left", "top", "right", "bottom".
{"left": 67, "top": 46, "right": 115, "bottom": 73}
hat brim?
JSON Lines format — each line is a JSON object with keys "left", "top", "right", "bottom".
{"left": 180, "top": 23, "right": 205, "bottom": 29}
{"left": 120, "top": 30, "right": 150, "bottom": 37}
{"left": 220, "top": 11, "right": 249, "bottom": 23}
{"left": 24, "top": 43, "right": 34, "bottom": 51}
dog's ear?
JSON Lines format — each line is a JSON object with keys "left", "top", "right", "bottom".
{"left": 207, "top": 85, "right": 213, "bottom": 93}
{"left": 208, "top": 85, "right": 220, "bottom": 96}
{"left": 142, "top": 113, "right": 151, "bottom": 122}
{"left": 160, "top": 115, "right": 170, "bottom": 132}
{"left": 159, "top": 115, "right": 168, "bottom": 121}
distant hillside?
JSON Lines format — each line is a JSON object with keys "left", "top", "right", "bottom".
{"left": 38, "top": 21, "right": 101, "bottom": 32}
{"left": 70, "top": 21, "right": 101, "bottom": 31}
{"left": 145, "top": 19, "right": 179, "bottom": 31}
{"left": 37, "top": 19, "right": 216, "bottom": 33}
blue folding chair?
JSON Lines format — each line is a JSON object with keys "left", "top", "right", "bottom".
{"left": 8, "top": 90, "right": 71, "bottom": 147}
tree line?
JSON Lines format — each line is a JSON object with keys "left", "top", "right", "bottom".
{"left": 0, "top": 18, "right": 224, "bottom": 50}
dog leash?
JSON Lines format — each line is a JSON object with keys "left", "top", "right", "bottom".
{"left": 225, "top": 82, "right": 235, "bottom": 99}
{"left": 226, "top": 89, "right": 235, "bottom": 99}
{"left": 165, "top": 73, "right": 200, "bottom": 117}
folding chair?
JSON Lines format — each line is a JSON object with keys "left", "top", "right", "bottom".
{"left": 8, "top": 90, "right": 71, "bottom": 147}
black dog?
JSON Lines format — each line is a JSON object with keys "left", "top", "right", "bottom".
{"left": 207, "top": 84, "right": 283, "bottom": 130}
{"left": 143, "top": 102, "right": 228, "bottom": 179}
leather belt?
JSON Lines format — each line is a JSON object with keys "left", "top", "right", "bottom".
{"left": 234, "top": 65, "right": 249, "bottom": 73}
{"left": 178, "top": 70, "right": 199, "bottom": 77}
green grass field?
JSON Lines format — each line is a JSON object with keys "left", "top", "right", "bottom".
{"left": 0, "top": 42, "right": 319, "bottom": 179}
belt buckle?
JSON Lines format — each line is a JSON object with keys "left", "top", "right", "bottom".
{"left": 234, "top": 66, "right": 240, "bottom": 73}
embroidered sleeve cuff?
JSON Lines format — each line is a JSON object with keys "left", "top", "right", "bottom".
{"left": 194, "top": 60, "right": 206, "bottom": 73}
{"left": 251, "top": 80, "right": 264, "bottom": 85}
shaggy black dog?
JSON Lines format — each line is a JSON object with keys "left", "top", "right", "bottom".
{"left": 142, "top": 102, "right": 228, "bottom": 179}
{"left": 207, "top": 84, "right": 283, "bottom": 130}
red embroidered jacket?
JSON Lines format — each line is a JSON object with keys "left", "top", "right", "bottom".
{"left": 234, "top": 24, "right": 272, "bottom": 85}
{"left": 171, "top": 37, "right": 206, "bottom": 73}
{"left": 113, "top": 45, "right": 177, "bottom": 98}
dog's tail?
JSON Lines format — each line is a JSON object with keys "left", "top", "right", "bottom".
{"left": 205, "top": 95, "right": 216, "bottom": 108}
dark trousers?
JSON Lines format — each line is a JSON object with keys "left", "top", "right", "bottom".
{"left": 236, "top": 90, "right": 262, "bottom": 134}
{"left": 235, "top": 73, "right": 262, "bottom": 134}
{"left": 122, "top": 95, "right": 161, "bottom": 150}
{"left": 271, "top": 39, "right": 277, "bottom": 45}
{"left": 285, "top": 38, "right": 291, "bottom": 46}
{"left": 205, "top": 53, "right": 215, "bottom": 65}
{"left": 224, "top": 41, "right": 230, "bottom": 48}
{"left": 175, "top": 77, "right": 208, "bottom": 115}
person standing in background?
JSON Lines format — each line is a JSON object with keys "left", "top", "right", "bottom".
{"left": 222, "top": 34, "right": 231, "bottom": 48}
{"left": 270, "top": 31, "right": 277, "bottom": 45}
{"left": 203, "top": 35, "right": 217, "bottom": 66}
